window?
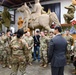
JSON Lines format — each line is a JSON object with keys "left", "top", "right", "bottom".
{"left": 42, "top": 3, "right": 61, "bottom": 22}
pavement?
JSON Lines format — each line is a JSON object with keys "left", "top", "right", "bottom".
{"left": 0, "top": 61, "right": 75, "bottom": 75}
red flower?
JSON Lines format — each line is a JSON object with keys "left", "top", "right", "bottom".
{"left": 71, "top": 20, "right": 76, "bottom": 26}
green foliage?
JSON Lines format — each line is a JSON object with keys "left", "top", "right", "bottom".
{"left": 0, "top": 21, "right": 2, "bottom": 31}
{"left": 2, "top": 8, "right": 11, "bottom": 28}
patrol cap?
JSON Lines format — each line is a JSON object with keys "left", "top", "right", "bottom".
{"left": 49, "top": 29, "right": 54, "bottom": 33}
{"left": 44, "top": 30, "right": 48, "bottom": 33}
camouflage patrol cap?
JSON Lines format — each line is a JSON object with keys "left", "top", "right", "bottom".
{"left": 44, "top": 30, "right": 48, "bottom": 33}
{"left": 49, "top": 29, "right": 54, "bottom": 33}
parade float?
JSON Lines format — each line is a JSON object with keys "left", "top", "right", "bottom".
{"left": 17, "top": 0, "right": 60, "bottom": 32}
{"left": 62, "top": 1, "right": 76, "bottom": 40}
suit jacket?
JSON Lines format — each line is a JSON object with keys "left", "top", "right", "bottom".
{"left": 48, "top": 34, "right": 67, "bottom": 67}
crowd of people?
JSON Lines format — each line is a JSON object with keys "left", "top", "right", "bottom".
{"left": 0, "top": 28, "right": 54, "bottom": 75}
{"left": 0, "top": 26, "right": 76, "bottom": 75}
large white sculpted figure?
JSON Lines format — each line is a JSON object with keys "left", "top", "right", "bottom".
{"left": 17, "top": 1, "right": 60, "bottom": 31}
{"left": 30, "top": 0, "right": 46, "bottom": 21}
{"left": 17, "top": 3, "right": 31, "bottom": 29}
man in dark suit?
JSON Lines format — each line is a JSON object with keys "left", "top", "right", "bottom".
{"left": 48, "top": 26, "right": 67, "bottom": 75}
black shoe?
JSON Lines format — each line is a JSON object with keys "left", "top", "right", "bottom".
{"left": 33, "top": 59, "right": 36, "bottom": 61}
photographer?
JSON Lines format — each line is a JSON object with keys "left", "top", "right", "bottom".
{"left": 33, "top": 30, "right": 40, "bottom": 62}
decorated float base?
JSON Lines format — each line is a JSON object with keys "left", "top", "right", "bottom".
{"left": 61, "top": 24, "right": 71, "bottom": 27}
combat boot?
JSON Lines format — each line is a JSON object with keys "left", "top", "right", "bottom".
{"left": 8, "top": 65, "right": 12, "bottom": 69}
{"left": 22, "top": 74, "right": 27, "bottom": 75}
{"left": 2, "top": 64, "right": 6, "bottom": 68}
{"left": 40, "top": 63, "right": 44, "bottom": 67}
{"left": 72, "top": 68, "right": 76, "bottom": 74}
{"left": 29, "top": 63, "right": 32, "bottom": 66}
{"left": 43, "top": 64, "right": 47, "bottom": 68}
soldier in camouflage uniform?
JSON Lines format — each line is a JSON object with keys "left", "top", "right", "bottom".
{"left": 11, "top": 32, "right": 17, "bottom": 41}
{"left": 10, "top": 29, "right": 29, "bottom": 75}
{"left": 47, "top": 31, "right": 55, "bottom": 46}
{"left": 44, "top": 30, "right": 53, "bottom": 48}
{"left": 47, "top": 31, "right": 55, "bottom": 62}
{"left": 24, "top": 32, "right": 34, "bottom": 65}
{"left": 44, "top": 30, "right": 49, "bottom": 47}
{"left": 40, "top": 31, "right": 48, "bottom": 68}
{"left": 1, "top": 30, "right": 12, "bottom": 68}
{"left": 64, "top": 29, "right": 74, "bottom": 64}
{"left": 0, "top": 33, "right": 4, "bottom": 64}
{"left": 72, "top": 39, "right": 76, "bottom": 74}
{"left": 44, "top": 30, "right": 49, "bottom": 39}
{"left": 44, "top": 30, "right": 48, "bottom": 37}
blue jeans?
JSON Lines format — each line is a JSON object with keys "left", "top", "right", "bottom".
{"left": 33, "top": 46, "right": 40, "bottom": 61}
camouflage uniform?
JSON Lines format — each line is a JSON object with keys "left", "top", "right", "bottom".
{"left": 11, "top": 36, "right": 16, "bottom": 41}
{"left": 47, "top": 35, "right": 54, "bottom": 49}
{"left": 73, "top": 40, "right": 76, "bottom": 58}
{"left": 24, "top": 36, "right": 34, "bottom": 64}
{"left": 10, "top": 37, "right": 27, "bottom": 75}
{"left": 40, "top": 36, "right": 48, "bottom": 67}
{"left": 47, "top": 34, "right": 54, "bottom": 61}
{"left": 0, "top": 36, "right": 4, "bottom": 63}
{"left": 72, "top": 40, "right": 76, "bottom": 73}
{"left": 1, "top": 34, "right": 11, "bottom": 67}
{"left": 64, "top": 35, "right": 74, "bottom": 64}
